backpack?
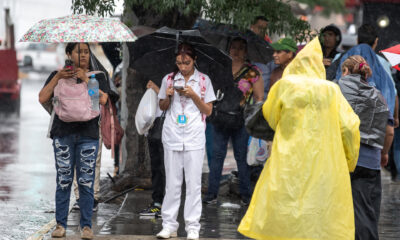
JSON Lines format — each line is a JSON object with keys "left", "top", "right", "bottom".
{"left": 101, "top": 98, "right": 124, "bottom": 158}
{"left": 53, "top": 71, "right": 101, "bottom": 122}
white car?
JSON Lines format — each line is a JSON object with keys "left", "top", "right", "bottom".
{"left": 16, "top": 43, "right": 65, "bottom": 72}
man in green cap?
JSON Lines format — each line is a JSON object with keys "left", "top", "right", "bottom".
{"left": 269, "top": 37, "right": 298, "bottom": 88}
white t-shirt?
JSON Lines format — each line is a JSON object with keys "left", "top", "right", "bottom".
{"left": 158, "top": 69, "right": 216, "bottom": 151}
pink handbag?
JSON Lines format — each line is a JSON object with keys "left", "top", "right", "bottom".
{"left": 53, "top": 71, "right": 100, "bottom": 122}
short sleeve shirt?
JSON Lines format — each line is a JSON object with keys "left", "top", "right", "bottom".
{"left": 158, "top": 69, "right": 216, "bottom": 151}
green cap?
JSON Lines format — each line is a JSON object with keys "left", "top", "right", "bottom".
{"left": 271, "top": 37, "right": 298, "bottom": 52}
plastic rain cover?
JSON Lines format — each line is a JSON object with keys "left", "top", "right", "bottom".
{"left": 238, "top": 38, "right": 360, "bottom": 240}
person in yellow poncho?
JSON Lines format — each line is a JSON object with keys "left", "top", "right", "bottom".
{"left": 238, "top": 38, "right": 361, "bottom": 240}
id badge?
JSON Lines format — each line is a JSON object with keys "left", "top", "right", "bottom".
{"left": 177, "top": 114, "right": 188, "bottom": 127}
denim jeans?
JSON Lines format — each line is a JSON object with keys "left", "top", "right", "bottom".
{"left": 53, "top": 134, "right": 98, "bottom": 229}
{"left": 207, "top": 125, "right": 251, "bottom": 200}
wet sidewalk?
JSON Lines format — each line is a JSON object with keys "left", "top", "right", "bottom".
{"left": 39, "top": 152, "right": 400, "bottom": 240}
{"left": 43, "top": 186, "right": 249, "bottom": 240}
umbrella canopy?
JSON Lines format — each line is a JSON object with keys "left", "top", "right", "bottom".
{"left": 193, "top": 19, "right": 274, "bottom": 64}
{"left": 19, "top": 15, "right": 136, "bottom": 43}
{"left": 131, "top": 27, "right": 232, "bottom": 91}
{"left": 381, "top": 44, "right": 400, "bottom": 70}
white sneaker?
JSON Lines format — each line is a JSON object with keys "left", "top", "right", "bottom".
{"left": 187, "top": 230, "right": 199, "bottom": 240}
{"left": 156, "top": 228, "right": 177, "bottom": 239}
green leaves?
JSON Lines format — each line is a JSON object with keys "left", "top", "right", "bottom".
{"left": 71, "top": 0, "right": 116, "bottom": 17}
{"left": 71, "top": 0, "right": 320, "bottom": 43}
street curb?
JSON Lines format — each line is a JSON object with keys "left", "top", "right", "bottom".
{"left": 26, "top": 219, "right": 56, "bottom": 240}
{"left": 26, "top": 201, "right": 75, "bottom": 240}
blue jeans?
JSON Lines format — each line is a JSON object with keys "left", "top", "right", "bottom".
{"left": 207, "top": 125, "right": 251, "bottom": 200}
{"left": 53, "top": 134, "right": 98, "bottom": 229}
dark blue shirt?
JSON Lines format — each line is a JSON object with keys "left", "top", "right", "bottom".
{"left": 357, "top": 114, "right": 393, "bottom": 170}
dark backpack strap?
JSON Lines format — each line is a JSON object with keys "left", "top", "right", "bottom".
{"left": 326, "top": 52, "right": 347, "bottom": 81}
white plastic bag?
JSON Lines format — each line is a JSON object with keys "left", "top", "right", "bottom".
{"left": 135, "top": 88, "right": 158, "bottom": 135}
{"left": 247, "top": 136, "right": 271, "bottom": 166}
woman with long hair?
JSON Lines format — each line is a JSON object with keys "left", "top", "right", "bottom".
{"left": 204, "top": 37, "right": 263, "bottom": 205}
{"left": 39, "top": 43, "right": 109, "bottom": 239}
{"left": 156, "top": 42, "right": 216, "bottom": 240}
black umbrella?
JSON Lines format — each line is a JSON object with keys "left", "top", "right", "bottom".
{"left": 131, "top": 27, "right": 233, "bottom": 91}
{"left": 193, "top": 19, "right": 274, "bottom": 64}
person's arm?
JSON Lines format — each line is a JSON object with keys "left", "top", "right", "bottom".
{"left": 262, "top": 80, "right": 283, "bottom": 130}
{"left": 39, "top": 69, "right": 74, "bottom": 104}
{"left": 381, "top": 124, "right": 394, "bottom": 167}
{"left": 158, "top": 75, "right": 172, "bottom": 111}
{"left": 147, "top": 80, "right": 160, "bottom": 94}
{"left": 159, "top": 98, "right": 171, "bottom": 110}
{"left": 252, "top": 75, "right": 264, "bottom": 102}
{"left": 99, "top": 90, "right": 108, "bottom": 105}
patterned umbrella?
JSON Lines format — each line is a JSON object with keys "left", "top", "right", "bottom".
{"left": 19, "top": 15, "right": 136, "bottom": 43}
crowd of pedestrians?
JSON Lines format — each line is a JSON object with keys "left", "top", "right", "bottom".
{"left": 41, "top": 16, "right": 400, "bottom": 240}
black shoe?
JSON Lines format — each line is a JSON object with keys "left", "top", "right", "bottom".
{"left": 203, "top": 195, "right": 217, "bottom": 205}
{"left": 139, "top": 204, "right": 161, "bottom": 216}
{"left": 93, "top": 199, "right": 99, "bottom": 212}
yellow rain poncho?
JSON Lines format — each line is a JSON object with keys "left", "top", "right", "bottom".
{"left": 238, "top": 38, "right": 360, "bottom": 240}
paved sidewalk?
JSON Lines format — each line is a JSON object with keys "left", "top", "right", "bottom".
{"left": 40, "top": 149, "right": 400, "bottom": 240}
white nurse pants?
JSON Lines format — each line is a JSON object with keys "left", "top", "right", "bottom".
{"left": 161, "top": 148, "right": 204, "bottom": 232}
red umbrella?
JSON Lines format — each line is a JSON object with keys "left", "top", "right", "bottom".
{"left": 380, "top": 44, "right": 400, "bottom": 71}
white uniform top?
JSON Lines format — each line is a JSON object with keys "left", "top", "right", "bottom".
{"left": 158, "top": 69, "right": 216, "bottom": 151}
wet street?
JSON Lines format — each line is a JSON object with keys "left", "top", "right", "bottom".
{"left": 0, "top": 72, "right": 400, "bottom": 240}
{"left": 0, "top": 73, "right": 56, "bottom": 239}
{"left": 0, "top": 72, "right": 115, "bottom": 240}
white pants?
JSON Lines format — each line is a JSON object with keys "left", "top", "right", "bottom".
{"left": 162, "top": 148, "right": 204, "bottom": 232}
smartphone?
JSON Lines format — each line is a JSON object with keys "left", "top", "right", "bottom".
{"left": 173, "top": 85, "right": 184, "bottom": 90}
{"left": 64, "top": 59, "right": 74, "bottom": 70}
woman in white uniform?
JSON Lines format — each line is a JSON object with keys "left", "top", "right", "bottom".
{"left": 156, "top": 43, "right": 216, "bottom": 240}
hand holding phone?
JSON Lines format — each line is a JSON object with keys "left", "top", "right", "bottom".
{"left": 64, "top": 59, "right": 74, "bottom": 70}
{"left": 173, "top": 85, "right": 184, "bottom": 90}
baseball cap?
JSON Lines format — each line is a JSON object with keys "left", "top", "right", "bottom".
{"left": 271, "top": 37, "right": 298, "bottom": 53}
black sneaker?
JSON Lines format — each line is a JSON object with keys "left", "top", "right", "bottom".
{"left": 155, "top": 209, "right": 162, "bottom": 218}
{"left": 139, "top": 204, "right": 161, "bottom": 216}
{"left": 203, "top": 195, "right": 217, "bottom": 205}
{"left": 93, "top": 199, "right": 99, "bottom": 212}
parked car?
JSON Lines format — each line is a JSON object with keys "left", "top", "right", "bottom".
{"left": 16, "top": 43, "right": 65, "bottom": 72}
